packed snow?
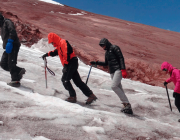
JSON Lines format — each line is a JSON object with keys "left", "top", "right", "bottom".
{"left": 0, "top": 38, "right": 180, "bottom": 140}
{"left": 58, "top": 12, "right": 86, "bottom": 16}
{"left": 39, "top": 0, "right": 86, "bottom": 16}
{"left": 38, "top": 0, "right": 64, "bottom": 6}
{"left": 68, "top": 12, "right": 87, "bottom": 16}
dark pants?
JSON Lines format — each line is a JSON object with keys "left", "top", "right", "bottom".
{"left": 0, "top": 45, "right": 22, "bottom": 81}
{"left": 174, "top": 92, "right": 180, "bottom": 112}
{"left": 61, "top": 57, "right": 92, "bottom": 97}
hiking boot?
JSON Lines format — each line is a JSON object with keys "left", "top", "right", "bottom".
{"left": 86, "top": 94, "right": 97, "bottom": 105}
{"left": 65, "top": 97, "right": 77, "bottom": 103}
{"left": 19, "top": 68, "right": 26, "bottom": 80}
{"left": 7, "top": 81, "right": 21, "bottom": 87}
{"left": 121, "top": 103, "right": 133, "bottom": 114}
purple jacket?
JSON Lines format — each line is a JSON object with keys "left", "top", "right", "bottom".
{"left": 161, "top": 62, "right": 180, "bottom": 94}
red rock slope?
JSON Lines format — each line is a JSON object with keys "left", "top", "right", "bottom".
{"left": 1, "top": 0, "right": 180, "bottom": 89}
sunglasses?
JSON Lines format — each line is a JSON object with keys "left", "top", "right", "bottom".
{"left": 163, "top": 68, "right": 167, "bottom": 71}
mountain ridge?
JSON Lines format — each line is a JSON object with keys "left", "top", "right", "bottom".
{"left": 1, "top": 0, "right": 180, "bottom": 89}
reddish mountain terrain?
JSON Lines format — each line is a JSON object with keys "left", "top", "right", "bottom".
{"left": 1, "top": 0, "right": 180, "bottom": 89}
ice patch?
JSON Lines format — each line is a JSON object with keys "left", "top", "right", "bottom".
{"left": 134, "top": 92, "right": 148, "bottom": 95}
{"left": 82, "top": 126, "right": 105, "bottom": 134}
{"left": 93, "top": 117, "right": 103, "bottom": 124}
{"left": 32, "top": 136, "right": 51, "bottom": 140}
{"left": 22, "top": 79, "right": 36, "bottom": 83}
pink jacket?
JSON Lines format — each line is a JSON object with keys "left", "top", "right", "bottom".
{"left": 161, "top": 62, "right": 180, "bottom": 94}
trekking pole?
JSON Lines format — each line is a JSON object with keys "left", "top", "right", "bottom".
{"left": 43, "top": 57, "right": 55, "bottom": 88}
{"left": 86, "top": 63, "right": 97, "bottom": 84}
{"left": 86, "top": 65, "right": 92, "bottom": 84}
{"left": 44, "top": 57, "right": 48, "bottom": 88}
{"left": 165, "top": 85, "right": 172, "bottom": 111}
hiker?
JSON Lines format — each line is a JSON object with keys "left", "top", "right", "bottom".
{"left": 0, "top": 13, "right": 26, "bottom": 87}
{"left": 90, "top": 38, "right": 133, "bottom": 114}
{"left": 41, "top": 33, "right": 97, "bottom": 104}
{"left": 161, "top": 61, "right": 180, "bottom": 121}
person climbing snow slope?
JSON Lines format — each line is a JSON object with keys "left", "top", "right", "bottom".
{"left": 90, "top": 38, "right": 133, "bottom": 114}
{"left": 0, "top": 13, "right": 26, "bottom": 87}
{"left": 41, "top": 33, "right": 97, "bottom": 104}
{"left": 161, "top": 61, "right": 180, "bottom": 122}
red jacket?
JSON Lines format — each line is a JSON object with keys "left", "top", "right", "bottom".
{"left": 47, "top": 33, "right": 76, "bottom": 66}
{"left": 161, "top": 62, "right": 180, "bottom": 94}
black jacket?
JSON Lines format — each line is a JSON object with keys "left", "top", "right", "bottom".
{"left": 0, "top": 19, "right": 20, "bottom": 49}
{"left": 97, "top": 38, "right": 126, "bottom": 74}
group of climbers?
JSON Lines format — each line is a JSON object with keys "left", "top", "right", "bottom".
{"left": 0, "top": 13, "right": 180, "bottom": 118}
{"left": 41, "top": 33, "right": 133, "bottom": 114}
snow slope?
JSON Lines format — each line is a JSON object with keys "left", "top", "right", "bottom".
{"left": 38, "top": 0, "right": 64, "bottom": 6}
{"left": 0, "top": 38, "right": 180, "bottom": 140}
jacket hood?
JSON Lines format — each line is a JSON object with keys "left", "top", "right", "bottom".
{"left": 0, "top": 14, "right": 4, "bottom": 27}
{"left": 99, "top": 38, "right": 112, "bottom": 50}
{"left": 0, "top": 14, "right": 4, "bottom": 21}
{"left": 161, "top": 61, "right": 176, "bottom": 73}
{"left": 48, "top": 33, "right": 61, "bottom": 47}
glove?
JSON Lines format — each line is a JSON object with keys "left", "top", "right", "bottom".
{"left": 90, "top": 61, "right": 97, "bottom": 65}
{"left": 121, "top": 69, "right": 127, "bottom": 78}
{"left": 173, "top": 92, "right": 177, "bottom": 98}
{"left": 41, "top": 53, "right": 48, "bottom": 60}
{"left": 164, "top": 81, "right": 168, "bottom": 86}
{"left": 62, "top": 64, "right": 68, "bottom": 73}
{"left": 6, "top": 39, "right": 14, "bottom": 54}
